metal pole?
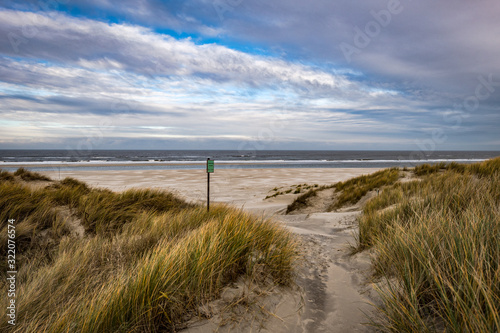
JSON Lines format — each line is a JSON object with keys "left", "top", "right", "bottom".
{"left": 207, "top": 158, "right": 210, "bottom": 212}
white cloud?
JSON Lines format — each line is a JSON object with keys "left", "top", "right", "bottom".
{"left": 0, "top": 9, "right": 352, "bottom": 94}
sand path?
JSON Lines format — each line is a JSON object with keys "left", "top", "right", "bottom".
{"left": 270, "top": 211, "right": 378, "bottom": 333}
{"left": 42, "top": 167, "right": 381, "bottom": 332}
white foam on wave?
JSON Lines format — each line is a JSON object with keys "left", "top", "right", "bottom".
{"left": 0, "top": 158, "right": 488, "bottom": 166}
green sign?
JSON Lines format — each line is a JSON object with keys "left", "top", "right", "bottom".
{"left": 207, "top": 159, "right": 214, "bottom": 173}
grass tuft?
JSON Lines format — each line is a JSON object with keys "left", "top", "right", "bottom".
{"left": 329, "top": 167, "right": 401, "bottom": 210}
{"left": 14, "top": 167, "right": 51, "bottom": 181}
{"left": 286, "top": 189, "right": 318, "bottom": 213}
{"left": 0, "top": 170, "right": 15, "bottom": 182}
{"left": 286, "top": 168, "right": 401, "bottom": 214}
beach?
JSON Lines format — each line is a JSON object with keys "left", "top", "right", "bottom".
{"left": 40, "top": 166, "right": 382, "bottom": 332}
{"left": 42, "top": 167, "right": 381, "bottom": 209}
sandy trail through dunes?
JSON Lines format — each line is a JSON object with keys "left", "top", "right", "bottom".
{"left": 42, "top": 167, "right": 382, "bottom": 332}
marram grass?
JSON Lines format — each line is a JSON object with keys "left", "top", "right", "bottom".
{"left": 329, "top": 167, "right": 401, "bottom": 210}
{"left": 0, "top": 170, "right": 298, "bottom": 332}
{"left": 286, "top": 167, "right": 401, "bottom": 213}
{"left": 358, "top": 157, "right": 500, "bottom": 332}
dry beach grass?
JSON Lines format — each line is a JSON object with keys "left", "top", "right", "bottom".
{"left": 358, "top": 158, "right": 500, "bottom": 332}
{"left": 0, "top": 170, "right": 298, "bottom": 332}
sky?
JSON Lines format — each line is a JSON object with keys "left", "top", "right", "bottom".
{"left": 0, "top": 0, "right": 499, "bottom": 151}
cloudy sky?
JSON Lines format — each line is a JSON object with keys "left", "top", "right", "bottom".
{"left": 0, "top": 0, "right": 499, "bottom": 150}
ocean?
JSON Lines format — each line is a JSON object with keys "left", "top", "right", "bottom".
{"left": 0, "top": 150, "right": 498, "bottom": 172}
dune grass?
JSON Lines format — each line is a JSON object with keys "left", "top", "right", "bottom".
{"left": 286, "top": 167, "right": 401, "bottom": 214}
{"left": 286, "top": 168, "right": 400, "bottom": 214}
{"left": 50, "top": 186, "right": 193, "bottom": 234}
{"left": 0, "top": 170, "right": 298, "bottom": 332}
{"left": 0, "top": 185, "right": 62, "bottom": 280}
{"left": 285, "top": 184, "right": 334, "bottom": 213}
{"left": 285, "top": 188, "right": 320, "bottom": 213}
{"left": 329, "top": 167, "right": 401, "bottom": 211}
{"left": 265, "top": 183, "right": 318, "bottom": 199}
{"left": 358, "top": 157, "right": 500, "bottom": 332}
{"left": 413, "top": 158, "right": 500, "bottom": 177}
{"left": 0, "top": 170, "right": 15, "bottom": 182}
{"left": 13, "top": 167, "right": 51, "bottom": 181}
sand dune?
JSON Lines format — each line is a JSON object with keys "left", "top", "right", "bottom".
{"left": 42, "top": 167, "right": 382, "bottom": 332}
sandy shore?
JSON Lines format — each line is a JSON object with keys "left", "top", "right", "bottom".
{"left": 42, "top": 167, "right": 380, "bottom": 210}
{"left": 41, "top": 167, "right": 382, "bottom": 332}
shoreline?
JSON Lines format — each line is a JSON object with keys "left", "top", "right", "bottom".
{"left": 0, "top": 158, "right": 492, "bottom": 174}
{"left": 0, "top": 158, "right": 490, "bottom": 167}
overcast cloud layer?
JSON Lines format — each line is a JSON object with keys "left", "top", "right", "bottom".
{"left": 0, "top": 0, "right": 499, "bottom": 150}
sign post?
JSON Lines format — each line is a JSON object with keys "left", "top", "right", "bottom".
{"left": 206, "top": 158, "right": 214, "bottom": 211}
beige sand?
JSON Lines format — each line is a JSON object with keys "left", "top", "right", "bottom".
{"left": 43, "top": 167, "right": 379, "bottom": 209}
{"left": 41, "top": 167, "right": 382, "bottom": 332}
